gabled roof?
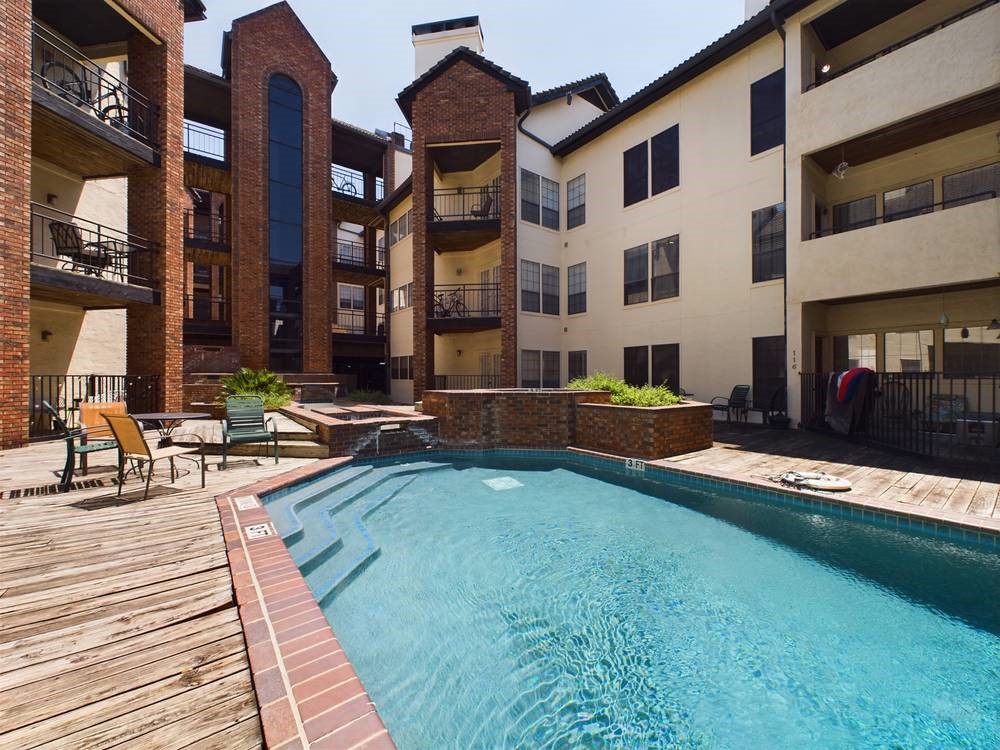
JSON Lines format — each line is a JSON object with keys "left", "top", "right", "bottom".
{"left": 532, "top": 73, "right": 619, "bottom": 112}
{"left": 552, "top": 0, "right": 816, "bottom": 156}
{"left": 184, "top": 0, "right": 207, "bottom": 22}
{"left": 379, "top": 175, "right": 413, "bottom": 214}
{"left": 332, "top": 118, "right": 387, "bottom": 146}
{"left": 396, "top": 46, "right": 531, "bottom": 124}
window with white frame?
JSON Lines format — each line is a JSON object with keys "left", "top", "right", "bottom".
{"left": 567, "top": 174, "right": 585, "bottom": 229}
{"left": 567, "top": 262, "right": 586, "bottom": 315}
{"left": 337, "top": 283, "right": 365, "bottom": 333}
{"left": 542, "top": 350, "right": 560, "bottom": 387}
{"left": 541, "top": 177, "right": 559, "bottom": 230}
{"left": 521, "top": 349, "right": 541, "bottom": 387}
{"left": 520, "top": 259, "right": 540, "bottom": 312}
{"left": 520, "top": 169, "right": 540, "bottom": 224}
{"left": 542, "top": 264, "right": 559, "bottom": 315}
{"left": 568, "top": 350, "right": 587, "bottom": 381}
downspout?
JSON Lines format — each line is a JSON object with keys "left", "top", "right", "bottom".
{"left": 770, "top": 5, "right": 789, "bottom": 416}
{"left": 517, "top": 107, "right": 555, "bottom": 152}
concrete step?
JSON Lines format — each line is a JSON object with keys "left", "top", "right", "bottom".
{"left": 173, "top": 438, "right": 328, "bottom": 459}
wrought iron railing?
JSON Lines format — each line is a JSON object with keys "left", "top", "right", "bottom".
{"left": 184, "top": 209, "right": 229, "bottom": 245}
{"left": 30, "top": 203, "right": 158, "bottom": 288}
{"left": 392, "top": 122, "right": 413, "bottom": 150}
{"left": 810, "top": 191, "right": 997, "bottom": 239}
{"left": 806, "top": 0, "right": 997, "bottom": 90}
{"left": 431, "top": 283, "right": 501, "bottom": 319}
{"left": 332, "top": 310, "right": 386, "bottom": 337}
{"left": 433, "top": 374, "right": 502, "bottom": 390}
{"left": 333, "top": 240, "right": 387, "bottom": 271}
{"left": 32, "top": 23, "right": 158, "bottom": 146}
{"left": 331, "top": 165, "right": 384, "bottom": 201}
{"left": 432, "top": 185, "right": 500, "bottom": 221}
{"left": 184, "top": 292, "right": 230, "bottom": 323}
{"left": 800, "top": 371, "right": 999, "bottom": 466}
{"left": 183, "top": 120, "right": 226, "bottom": 161}
{"left": 29, "top": 374, "right": 161, "bottom": 440}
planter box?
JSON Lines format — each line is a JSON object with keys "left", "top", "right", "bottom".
{"left": 575, "top": 401, "right": 713, "bottom": 460}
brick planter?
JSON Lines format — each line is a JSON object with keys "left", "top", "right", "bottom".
{"left": 575, "top": 401, "right": 713, "bottom": 460}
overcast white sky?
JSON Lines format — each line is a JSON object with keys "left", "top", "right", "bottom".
{"left": 184, "top": 0, "right": 749, "bottom": 132}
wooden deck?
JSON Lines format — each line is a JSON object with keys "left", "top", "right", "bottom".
{"left": 666, "top": 424, "right": 1000, "bottom": 521}
{"left": 0, "top": 440, "right": 316, "bottom": 749}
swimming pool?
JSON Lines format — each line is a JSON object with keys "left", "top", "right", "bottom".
{"left": 264, "top": 453, "right": 1000, "bottom": 749}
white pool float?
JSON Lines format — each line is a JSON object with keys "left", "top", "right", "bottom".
{"left": 777, "top": 471, "right": 852, "bottom": 492}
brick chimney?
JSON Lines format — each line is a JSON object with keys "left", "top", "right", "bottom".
{"left": 412, "top": 16, "right": 484, "bottom": 77}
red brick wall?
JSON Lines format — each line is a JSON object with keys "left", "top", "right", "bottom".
{"left": 409, "top": 60, "right": 519, "bottom": 399}
{"left": 124, "top": 0, "right": 186, "bottom": 411}
{"left": 281, "top": 404, "right": 439, "bottom": 457}
{"left": 0, "top": 0, "right": 31, "bottom": 448}
{"left": 576, "top": 402, "right": 714, "bottom": 459}
{"left": 421, "top": 390, "right": 612, "bottom": 449}
{"left": 230, "top": 3, "right": 332, "bottom": 372}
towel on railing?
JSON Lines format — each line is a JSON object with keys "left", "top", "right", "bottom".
{"left": 825, "top": 367, "right": 875, "bottom": 435}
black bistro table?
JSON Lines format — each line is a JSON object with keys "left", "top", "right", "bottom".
{"left": 132, "top": 411, "right": 211, "bottom": 447}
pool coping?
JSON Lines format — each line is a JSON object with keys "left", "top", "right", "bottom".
{"left": 217, "top": 446, "right": 999, "bottom": 748}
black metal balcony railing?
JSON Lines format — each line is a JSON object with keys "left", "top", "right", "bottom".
{"left": 30, "top": 203, "right": 158, "bottom": 288}
{"left": 32, "top": 23, "right": 158, "bottom": 146}
{"left": 184, "top": 209, "right": 229, "bottom": 245}
{"left": 433, "top": 374, "right": 502, "bottom": 390}
{"left": 332, "top": 310, "right": 386, "bottom": 337}
{"left": 29, "top": 374, "right": 161, "bottom": 440}
{"left": 807, "top": 0, "right": 997, "bottom": 90}
{"left": 810, "top": 191, "right": 997, "bottom": 239}
{"left": 431, "top": 283, "right": 501, "bottom": 319}
{"left": 183, "top": 120, "right": 226, "bottom": 161}
{"left": 432, "top": 185, "right": 500, "bottom": 221}
{"left": 184, "top": 292, "right": 230, "bottom": 323}
{"left": 334, "top": 240, "right": 387, "bottom": 271}
{"left": 331, "top": 165, "right": 384, "bottom": 201}
{"left": 800, "top": 371, "right": 999, "bottom": 467}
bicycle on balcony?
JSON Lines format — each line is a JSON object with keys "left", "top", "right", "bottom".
{"left": 38, "top": 59, "right": 142, "bottom": 136}
{"left": 433, "top": 289, "right": 469, "bottom": 318}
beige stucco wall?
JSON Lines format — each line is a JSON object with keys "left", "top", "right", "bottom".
{"left": 434, "top": 330, "right": 502, "bottom": 376}
{"left": 520, "top": 95, "right": 604, "bottom": 146}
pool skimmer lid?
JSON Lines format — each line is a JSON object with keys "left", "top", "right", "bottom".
{"left": 234, "top": 496, "right": 259, "bottom": 510}
{"left": 483, "top": 476, "right": 523, "bottom": 491}
{"left": 244, "top": 522, "right": 275, "bottom": 539}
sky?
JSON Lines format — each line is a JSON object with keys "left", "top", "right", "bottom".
{"left": 184, "top": 0, "right": 749, "bottom": 133}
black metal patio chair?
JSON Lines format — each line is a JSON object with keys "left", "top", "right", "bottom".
{"left": 711, "top": 384, "right": 751, "bottom": 423}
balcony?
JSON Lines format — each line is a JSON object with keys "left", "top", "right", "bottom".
{"left": 183, "top": 120, "right": 227, "bottom": 164}
{"left": 30, "top": 203, "right": 159, "bottom": 307}
{"left": 428, "top": 283, "right": 501, "bottom": 333}
{"left": 332, "top": 310, "right": 386, "bottom": 342}
{"left": 184, "top": 209, "right": 229, "bottom": 251}
{"left": 331, "top": 239, "right": 386, "bottom": 283}
{"left": 794, "top": 0, "right": 1000, "bottom": 155}
{"left": 433, "top": 374, "right": 502, "bottom": 390}
{"left": 429, "top": 185, "right": 501, "bottom": 252}
{"left": 183, "top": 292, "right": 230, "bottom": 344}
{"left": 31, "top": 22, "right": 158, "bottom": 174}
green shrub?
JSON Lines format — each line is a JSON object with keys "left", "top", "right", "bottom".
{"left": 348, "top": 388, "right": 392, "bottom": 404}
{"left": 218, "top": 368, "right": 292, "bottom": 409}
{"left": 567, "top": 371, "right": 682, "bottom": 407}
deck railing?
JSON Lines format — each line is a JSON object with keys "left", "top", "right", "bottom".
{"left": 800, "top": 371, "right": 999, "bottom": 466}
{"left": 29, "top": 374, "right": 161, "bottom": 440}
{"left": 331, "top": 165, "right": 384, "bottom": 201}
{"left": 332, "top": 310, "right": 386, "bottom": 337}
{"left": 184, "top": 292, "right": 230, "bottom": 323}
{"left": 333, "top": 240, "right": 387, "bottom": 271}
{"left": 184, "top": 209, "right": 229, "bottom": 245}
{"left": 433, "top": 374, "right": 502, "bottom": 390}
{"left": 32, "top": 22, "right": 158, "bottom": 146}
{"left": 432, "top": 185, "right": 500, "bottom": 221}
{"left": 183, "top": 120, "right": 226, "bottom": 161}
{"left": 30, "top": 203, "right": 158, "bottom": 288}
{"left": 810, "top": 191, "right": 997, "bottom": 239}
{"left": 431, "top": 283, "right": 500, "bottom": 319}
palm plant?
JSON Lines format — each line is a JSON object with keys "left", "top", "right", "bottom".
{"left": 218, "top": 368, "right": 292, "bottom": 409}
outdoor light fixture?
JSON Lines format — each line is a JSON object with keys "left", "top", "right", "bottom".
{"left": 988, "top": 318, "right": 1000, "bottom": 330}
{"left": 41, "top": 330, "right": 52, "bottom": 341}
{"left": 820, "top": 63, "right": 831, "bottom": 74}
{"left": 938, "top": 313, "right": 950, "bottom": 326}
{"left": 833, "top": 161, "right": 849, "bottom": 180}
{"left": 961, "top": 327, "right": 970, "bottom": 339}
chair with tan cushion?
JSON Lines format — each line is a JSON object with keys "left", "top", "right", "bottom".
{"left": 78, "top": 401, "right": 127, "bottom": 475}
{"left": 104, "top": 413, "right": 205, "bottom": 501}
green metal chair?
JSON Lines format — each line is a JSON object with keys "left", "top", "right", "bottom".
{"left": 41, "top": 400, "right": 119, "bottom": 492}
{"left": 221, "top": 396, "right": 278, "bottom": 469}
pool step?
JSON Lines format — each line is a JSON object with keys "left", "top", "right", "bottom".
{"left": 264, "top": 465, "right": 374, "bottom": 541}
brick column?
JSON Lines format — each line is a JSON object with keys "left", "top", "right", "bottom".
{"left": 126, "top": 19, "right": 185, "bottom": 411}
{"left": 0, "top": 0, "right": 32, "bottom": 447}
{"left": 411, "top": 147, "right": 434, "bottom": 397}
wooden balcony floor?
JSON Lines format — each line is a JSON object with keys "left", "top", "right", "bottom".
{"left": 0, "top": 440, "right": 317, "bottom": 749}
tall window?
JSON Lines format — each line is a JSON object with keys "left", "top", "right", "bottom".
{"left": 391, "top": 356, "right": 413, "bottom": 380}
{"left": 624, "top": 345, "right": 648, "bottom": 386}
{"left": 751, "top": 203, "right": 786, "bottom": 282}
{"left": 520, "top": 260, "right": 540, "bottom": 312}
{"left": 651, "top": 235, "right": 679, "bottom": 300}
{"left": 623, "top": 141, "right": 648, "bottom": 207}
{"left": 390, "top": 282, "right": 413, "bottom": 312}
{"left": 567, "top": 174, "right": 586, "bottom": 228}
{"left": 521, "top": 350, "right": 541, "bottom": 387}
{"left": 750, "top": 69, "right": 784, "bottom": 155}
{"left": 337, "top": 283, "right": 365, "bottom": 334}
{"left": 651, "top": 125, "right": 679, "bottom": 195}
{"left": 567, "top": 262, "right": 586, "bottom": 315}
{"left": 833, "top": 333, "right": 876, "bottom": 371}
{"left": 542, "top": 351, "right": 560, "bottom": 388}
{"left": 752, "top": 336, "right": 786, "bottom": 408}
{"left": 624, "top": 245, "right": 648, "bottom": 305}
{"left": 521, "top": 169, "right": 540, "bottom": 224}
{"left": 884, "top": 330, "right": 933, "bottom": 372}
{"left": 651, "top": 343, "right": 680, "bottom": 391}
{"left": 542, "top": 264, "right": 559, "bottom": 315}
{"left": 944, "top": 326, "right": 1000, "bottom": 374}
{"left": 568, "top": 350, "right": 587, "bottom": 381}
{"left": 541, "top": 177, "right": 559, "bottom": 230}
{"left": 267, "top": 74, "right": 303, "bottom": 371}
{"left": 943, "top": 161, "right": 999, "bottom": 208}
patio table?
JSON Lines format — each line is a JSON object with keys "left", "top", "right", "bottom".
{"left": 132, "top": 412, "right": 211, "bottom": 447}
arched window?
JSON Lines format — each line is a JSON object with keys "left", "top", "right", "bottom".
{"left": 267, "top": 74, "right": 303, "bottom": 371}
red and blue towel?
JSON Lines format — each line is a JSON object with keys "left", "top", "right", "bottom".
{"left": 835, "top": 367, "right": 872, "bottom": 403}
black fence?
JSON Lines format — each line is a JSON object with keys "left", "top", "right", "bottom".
{"left": 433, "top": 374, "right": 502, "bottom": 390}
{"left": 332, "top": 310, "right": 386, "bottom": 337}
{"left": 801, "top": 371, "right": 999, "bottom": 467}
{"left": 30, "top": 374, "right": 161, "bottom": 440}
{"left": 432, "top": 185, "right": 500, "bottom": 221}
{"left": 810, "top": 191, "right": 996, "bottom": 238}
{"left": 32, "top": 23, "right": 158, "bottom": 146}
{"left": 30, "top": 203, "right": 158, "bottom": 288}
{"left": 183, "top": 120, "right": 226, "bottom": 161}
{"left": 331, "top": 166, "right": 384, "bottom": 201}
{"left": 184, "top": 209, "right": 229, "bottom": 245}
{"left": 431, "top": 283, "right": 500, "bottom": 319}
{"left": 184, "top": 292, "right": 230, "bottom": 323}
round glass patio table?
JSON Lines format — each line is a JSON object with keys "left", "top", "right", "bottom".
{"left": 131, "top": 412, "right": 211, "bottom": 447}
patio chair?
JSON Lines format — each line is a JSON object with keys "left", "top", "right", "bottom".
{"left": 40, "top": 400, "right": 119, "bottom": 492}
{"left": 48, "top": 221, "right": 112, "bottom": 277}
{"left": 711, "top": 384, "right": 751, "bottom": 423}
{"left": 221, "top": 396, "right": 278, "bottom": 470}
{"left": 78, "top": 401, "right": 127, "bottom": 475}
{"left": 470, "top": 193, "right": 494, "bottom": 219}
{"left": 104, "top": 413, "right": 205, "bottom": 501}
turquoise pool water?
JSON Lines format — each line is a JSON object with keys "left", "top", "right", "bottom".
{"left": 267, "top": 456, "right": 1000, "bottom": 749}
